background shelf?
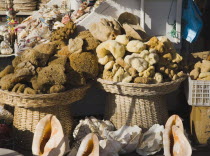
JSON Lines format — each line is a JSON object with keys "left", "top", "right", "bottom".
{"left": 0, "top": 11, "right": 34, "bottom": 16}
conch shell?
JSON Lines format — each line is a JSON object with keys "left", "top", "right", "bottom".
{"left": 136, "top": 124, "right": 164, "bottom": 155}
{"left": 32, "top": 114, "right": 68, "bottom": 156}
{"left": 172, "top": 126, "right": 192, "bottom": 156}
{"left": 163, "top": 115, "right": 192, "bottom": 156}
{"left": 76, "top": 133, "right": 99, "bottom": 156}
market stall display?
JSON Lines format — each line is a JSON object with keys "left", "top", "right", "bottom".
{"left": 15, "top": 4, "right": 68, "bottom": 54}
{"left": 92, "top": 14, "right": 185, "bottom": 84}
{"left": 190, "top": 60, "right": 210, "bottom": 80}
{"left": 0, "top": 4, "right": 18, "bottom": 57}
{"left": 70, "top": 0, "right": 105, "bottom": 23}
{"left": 186, "top": 52, "right": 210, "bottom": 146}
{"left": 38, "top": 0, "right": 51, "bottom": 8}
{"left": 69, "top": 115, "right": 192, "bottom": 155}
{"left": 186, "top": 51, "right": 210, "bottom": 106}
{"left": 0, "top": 0, "right": 7, "bottom": 11}
{"left": 0, "top": 84, "right": 90, "bottom": 150}
{"left": 93, "top": 14, "right": 186, "bottom": 129}
{"left": 13, "top": 0, "right": 38, "bottom": 12}
{"left": 0, "top": 0, "right": 205, "bottom": 155}
{"left": 0, "top": 26, "right": 13, "bottom": 55}
{"left": 0, "top": 14, "right": 101, "bottom": 150}
{"left": 74, "top": 119, "right": 143, "bottom": 155}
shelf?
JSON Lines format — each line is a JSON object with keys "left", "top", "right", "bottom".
{"left": 0, "top": 54, "right": 15, "bottom": 57}
{"left": 0, "top": 11, "right": 34, "bottom": 16}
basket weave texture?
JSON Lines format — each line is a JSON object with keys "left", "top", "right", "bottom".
{"left": 97, "top": 77, "right": 186, "bottom": 96}
{"left": 98, "top": 77, "right": 186, "bottom": 129}
{"left": 13, "top": 105, "right": 73, "bottom": 150}
{"left": 105, "top": 94, "right": 168, "bottom": 130}
{"left": 0, "top": 84, "right": 90, "bottom": 108}
{"left": 0, "top": 84, "right": 91, "bottom": 151}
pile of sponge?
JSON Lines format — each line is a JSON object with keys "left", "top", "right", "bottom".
{"left": 0, "top": 29, "right": 100, "bottom": 94}
{"left": 90, "top": 16, "right": 185, "bottom": 84}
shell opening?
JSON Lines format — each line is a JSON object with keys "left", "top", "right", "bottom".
{"left": 40, "top": 125, "right": 52, "bottom": 154}
{"left": 82, "top": 139, "right": 94, "bottom": 156}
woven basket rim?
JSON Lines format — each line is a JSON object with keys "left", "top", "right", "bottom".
{"left": 97, "top": 76, "right": 187, "bottom": 88}
{"left": 0, "top": 83, "right": 91, "bottom": 99}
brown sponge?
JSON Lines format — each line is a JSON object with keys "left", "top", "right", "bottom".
{"left": 69, "top": 52, "right": 99, "bottom": 79}
{"left": 0, "top": 65, "right": 14, "bottom": 78}
{"left": 77, "top": 31, "right": 100, "bottom": 51}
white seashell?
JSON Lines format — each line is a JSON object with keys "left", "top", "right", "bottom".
{"left": 104, "top": 125, "right": 142, "bottom": 154}
{"left": 1, "top": 47, "right": 13, "bottom": 55}
{"left": 53, "top": 21, "right": 65, "bottom": 30}
{"left": 0, "top": 40, "right": 10, "bottom": 49}
{"left": 0, "top": 25, "right": 7, "bottom": 32}
{"left": 136, "top": 124, "right": 164, "bottom": 155}
{"left": 18, "top": 29, "right": 28, "bottom": 41}
{"left": 73, "top": 117, "right": 115, "bottom": 141}
{"left": 71, "top": 0, "right": 82, "bottom": 11}
{"left": 99, "top": 139, "right": 121, "bottom": 156}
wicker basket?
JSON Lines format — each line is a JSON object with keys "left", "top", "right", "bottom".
{"left": 0, "top": 85, "right": 90, "bottom": 108}
{"left": 97, "top": 77, "right": 186, "bottom": 129}
{"left": 0, "top": 84, "right": 91, "bottom": 151}
{"left": 13, "top": 105, "right": 73, "bottom": 150}
{"left": 97, "top": 77, "right": 186, "bottom": 96}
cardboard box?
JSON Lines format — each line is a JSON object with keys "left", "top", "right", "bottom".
{"left": 190, "top": 106, "right": 210, "bottom": 144}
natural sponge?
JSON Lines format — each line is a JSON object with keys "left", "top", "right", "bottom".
{"left": 190, "top": 68, "right": 200, "bottom": 80}
{"left": 126, "top": 40, "right": 146, "bottom": 53}
{"left": 48, "top": 55, "right": 68, "bottom": 67}
{"left": 201, "top": 60, "right": 210, "bottom": 73}
{"left": 77, "top": 31, "right": 100, "bottom": 51}
{"left": 89, "top": 18, "right": 122, "bottom": 42}
{"left": 0, "top": 74, "right": 17, "bottom": 90}
{"left": 33, "top": 64, "right": 67, "bottom": 92}
{"left": 51, "top": 21, "right": 76, "bottom": 42}
{"left": 14, "top": 61, "right": 36, "bottom": 78}
{"left": 57, "top": 46, "right": 72, "bottom": 56}
{"left": 12, "top": 56, "right": 22, "bottom": 67}
{"left": 21, "top": 49, "right": 50, "bottom": 67}
{"left": 34, "top": 43, "right": 57, "bottom": 56}
{"left": 124, "top": 53, "right": 148, "bottom": 73}
{"left": 115, "top": 35, "right": 129, "bottom": 45}
{"left": 69, "top": 52, "right": 99, "bottom": 79}
{"left": 68, "top": 38, "right": 83, "bottom": 54}
{"left": 134, "top": 77, "right": 152, "bottom": 84}
{"left": 0, "top": 65, "right": 14, "bottom": 78}
{"left": 66, "top": 68, "right": 86, "bottom": 86}
{"left": 147, "top": 37, "right": 165, "bottom": 54}
{"left": 49, "top": 85, "right": 65, "bottom": 93}
{"left": 96, "top": 40, "right": 125, "bottom": 59}
{"left": 24, "top": 87, "right": 37, "bottom": 94}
